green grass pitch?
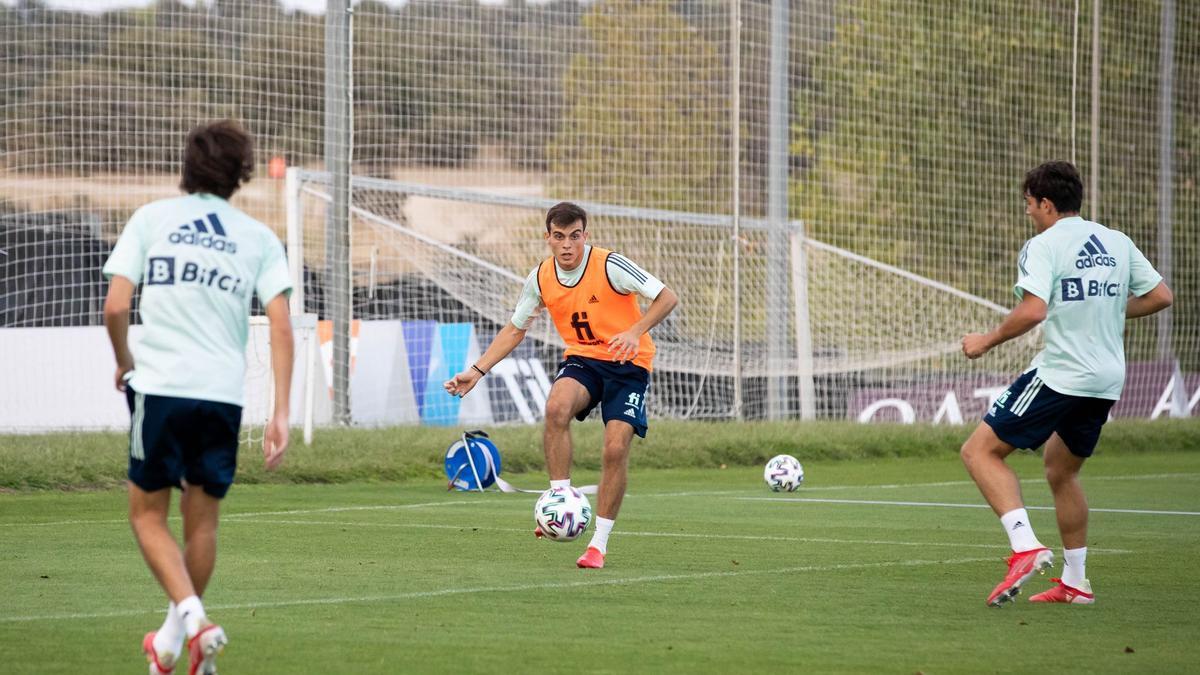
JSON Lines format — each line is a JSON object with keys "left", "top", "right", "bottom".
{"left": 3, "top": 450, "right": 1199, "bottom": 673}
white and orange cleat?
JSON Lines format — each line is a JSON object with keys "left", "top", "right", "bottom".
{"left": 187, "top": 623, "right": 228, "bottom": 675}
{"left": 576, "top": 546, "right": 605, "bottom": 569}
{"left": 1030, "top": 578, "right": 1095, "bottom": 604}
{"left": 142, "top": 631, "right": 179, "bottom": 675}
{"left": 987, "top": 547, "right": 1053, "bottom": 607}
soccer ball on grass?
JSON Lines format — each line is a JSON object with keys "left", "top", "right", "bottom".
{"left": 534, "top": 487, "right": 593, "bottom": 541}
{"left": 532, "top": 485, "right": 592, "bottom": 538}
{"left": 763, "top": 454, "right": 804, "bottom": 492}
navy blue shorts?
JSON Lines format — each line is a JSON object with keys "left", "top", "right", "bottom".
{"left": 983, "top": 369, "right": 1115, "bottom": 458}
{"left": 554, "top": 355, "right": 651, "bottom": 438}
{"left": 125, "top": 386, "right": 242, "bottom": 498}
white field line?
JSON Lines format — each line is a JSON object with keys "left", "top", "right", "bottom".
{"left": 0, "top": 555, "right": 994, "bottom": 624}
{"left": 738, "top": 497, "right": 1200, "bottom": 517}
{"left": 0, "top": 500, "right": 482, "bottom": 528}
{"left": 604, "top": 472, "right": 1200, "bottom": 498}
{"left": 223, "top": 500, "right": 480, "bottom": 519}
{"left": 732, "top": 472, "right": 1200, "bottom": 495}
{"left": 3, "top": 470, "right": 1197, "bottom": 528}
{"left": 229, "top": 517, "right": 1132, "bottom": 554}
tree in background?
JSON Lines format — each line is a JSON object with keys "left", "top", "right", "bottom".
{"left": 548, "top": 0, "right": 728, "bottom": 215}
{"left": 791, "top": 0, "right": 1198, "bottom": 366}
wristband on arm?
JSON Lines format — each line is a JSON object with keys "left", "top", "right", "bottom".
{"left": 471, "top": 364, "right": 487, "bottom": 377}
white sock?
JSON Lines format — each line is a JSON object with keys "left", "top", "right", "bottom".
{"left": 549, "top": 479, "right": 571, "bottom": 490}
{"left": 588, "top": 517, "right": 614, "bottom": 555}
{"left": 1062, "top": 546, "right": 1087, "bottom": 587}
{"left": 152, "top": 602, "right": 185, "bottom": 656}
{"left": 999, "top": 508, "right": 1044, "bottom": 552}
{"left": 176, "top": 595, "right": 207, "bottom": 638}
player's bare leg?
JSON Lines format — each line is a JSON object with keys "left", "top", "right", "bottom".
{"left": 1042, "top": 433, "right": 1088, "bottom": 548}
{"left": 539, "top": 378, "right": 591, "bottom": 539}
{"left": 542, "top": 377, "right": 591, "bottom": 481}
{"left": 131, "top": 483, "right": 208, "bottom": 672}
{"left": 1030, "top": 433, "right": 1094, "bottom": 603}
{"left": 960, "top": 423, "right": 1051, "bottom": 605}
{"left": 596, "top": 420, "right": 635, "bottom": 521}
{"left": 578, "top": 420, "right": 635, "bottom": 569}
{"left": 180, "top": 484, "right": 221, "bottom": 596}
{"left": 131, "top": 484, "right": 193, "bottom": 672}
{"left": 179, "top": 486, "right": 227, "bottom": 675}
{"left": 129, "top": 483, "right": 196, "bottom": 602}
{"left": 960, "top": 422, "right": 1023, "bottom": 516}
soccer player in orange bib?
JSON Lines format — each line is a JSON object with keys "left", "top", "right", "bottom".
{"left": 445, "top": 202, "right": 678, "bottom": 568}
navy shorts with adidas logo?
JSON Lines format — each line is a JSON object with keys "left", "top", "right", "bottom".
{"left": 554, "top": 355, "right": 651, "bottom": 438}
{"left": 125, "top": 385, "right": 243, "bottom": 498}
{"left": 983, "top": 368, "right": 1115, "bottom": 458}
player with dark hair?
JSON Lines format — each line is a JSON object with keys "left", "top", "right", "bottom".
{"left": 103, "top": 119, "right": 294, "bottom": 673}
{"left": 960, "top": 160, "right": 1173, "bottom": 606}
{"left": 445, "top": 201, "right": 678, "bottom": 569}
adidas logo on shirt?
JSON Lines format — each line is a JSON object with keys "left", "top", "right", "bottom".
{"left": 588, "top": 295, "right": 600, "bottom": 304}
{"left": 168, "top": 213, "right": 237, "bottom": 254}
{"left": 1074, "top": 234, "right": 1114, "bottom": 269}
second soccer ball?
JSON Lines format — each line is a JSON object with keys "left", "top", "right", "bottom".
{"left": 533, "top": 486, "right": 593, "bottom": 542}
{"left": 763, "top": 454, "right": 804, "bottom": 492}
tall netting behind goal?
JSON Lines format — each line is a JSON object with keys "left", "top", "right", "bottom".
{"left": 0, "top": 3, "right": 327, "bottom": 432}
{"left": 290, "top": 170, "right": 1039, "bottom": 425}
{"left": 293, "top": 0, "right": 1195, "bottom": 425}
{"left": 2, "top": 1, "right": 1196, "bottom": 430}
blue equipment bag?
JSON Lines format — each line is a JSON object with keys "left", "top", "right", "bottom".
{"left": 444, "top": 430, "right": 501, "bottom": 492}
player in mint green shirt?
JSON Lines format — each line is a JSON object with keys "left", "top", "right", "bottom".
{"left": 102, "top": 120, "right": 294, "bottom": 673}
{"left": 959, "top": 161, "right": 1173, "bottom": 607}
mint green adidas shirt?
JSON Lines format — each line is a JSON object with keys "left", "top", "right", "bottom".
{"left": 102, "top": 193, "right": 292, "bottom": 406}
{"left": 1014, "top": 216, "right": 1162, "bottom": 400}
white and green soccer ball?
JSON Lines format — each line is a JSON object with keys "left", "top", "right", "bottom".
{"left": 534, "top": 486, "right": 593, "bottom": 542}
{"left": 763, "top": 454, "right": 804, "bottom": 492}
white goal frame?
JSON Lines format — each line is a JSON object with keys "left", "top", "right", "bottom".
{"left": 245, "top": 312, "right": 318, "bottom": 446}
{"left": 286, "top": 168, "right": 1013, "bottom": 422}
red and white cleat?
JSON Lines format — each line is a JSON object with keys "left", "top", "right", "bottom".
{"left": 1030, "top": 578, "right": 1095, "bottom": 604}
{"left": 187, "top": 623, "right": 227, "bottom": 675}
{"left": 534, "top": 526, "right": 545, "bottom": 539}
{"left": 142, "top": 631, "right": 178, "bottom": 675}
{"left": 987, "top": 547, "right": 1053, "bottom": 607}
{"left": 576, "top": 546, "right": 605, "bottom": 569}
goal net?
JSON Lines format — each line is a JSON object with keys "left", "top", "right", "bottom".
{"left": 288, "top": 170, "right": 1038, "bottom": 424}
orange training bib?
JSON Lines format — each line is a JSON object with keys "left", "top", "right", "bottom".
{"left": 537, "top": 246, "right": 656, "bottom": 371}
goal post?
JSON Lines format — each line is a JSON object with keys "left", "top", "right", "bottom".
{"left": 242, "top": 312, "right": 318, "bottom": 448}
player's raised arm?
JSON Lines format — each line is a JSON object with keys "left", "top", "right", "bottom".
{"left": 962, "top": 292, "right": 1047, "bottom": 360}
{"left": 608, "top": 286, "right": 678, "bottom": 364}
{"left": 1126, "top": 281, "right": 1173, "bottom": 318}
{"left": 963, "top": 234, "right": 1052, "bottom": 360}
{"left": 1123, "top": 234, "right": 1172, "bottom": 319}
{"left": 445, "top": 324, "right": 528, "bottom": 398}
{"left": 602, "top": 252, "right": 677, "bottom": 364}
{"left": 445, "top": 267, "right": 541, "bottom": 398}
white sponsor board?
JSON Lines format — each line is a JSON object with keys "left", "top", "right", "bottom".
{"left": 0, "top": 320, "right": 535, "bottom": 431}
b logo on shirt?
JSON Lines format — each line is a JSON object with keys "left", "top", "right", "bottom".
{"left": 1061, "top": 278, "right": 1084, "bottom": 301}
{"left": 147, "top": 257, "right": 175, "bottom": 285}
{"left": 1062, "top": 277, "right": 1119, "bottom": 302}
